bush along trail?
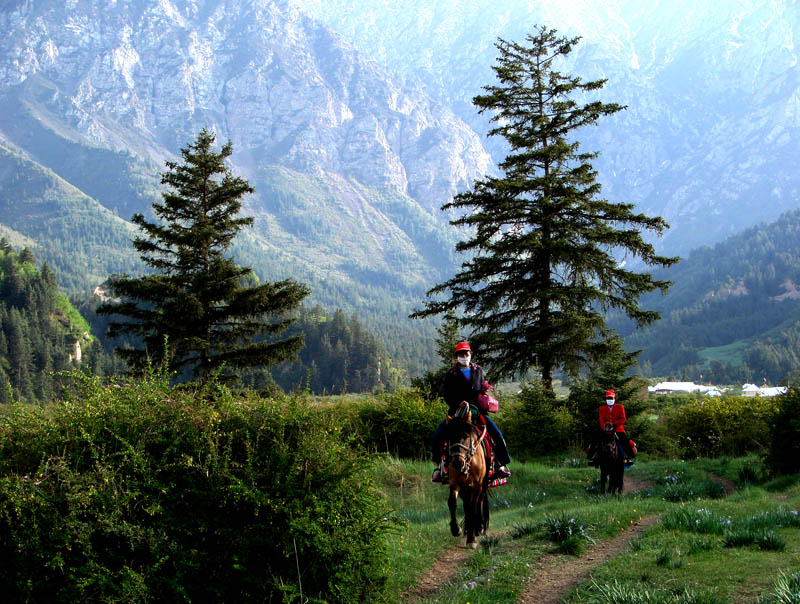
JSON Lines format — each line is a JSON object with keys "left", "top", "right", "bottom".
{"left": 381, "top": 456, "right": 800, "bottom": 604}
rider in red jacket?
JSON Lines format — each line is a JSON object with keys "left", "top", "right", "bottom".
{"left": 598, "top": 389, "right": 635, "bottom": 461}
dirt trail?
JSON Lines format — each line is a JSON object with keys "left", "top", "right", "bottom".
{"left": 708, "top": 471, "right": 736, "bottom": 495}
{"left": 404, "top": 473, "right": 653, "bottom": 602}
{"left": 518, "top": 514, "right": 659, "bottom": 604}
{"left": 516, "top": 473, "right": 655, "bottom": 604}
{"left": 403, "top": 542, "right": 474, "bottom": 601}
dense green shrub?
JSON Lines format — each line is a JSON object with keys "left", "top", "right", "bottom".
{"left": 764, "top": 386, "right": 800, "bottom": 475}
{"left": 499, "top": 379, "right": 578, "bottom": 458}
{"left": 346, "top": 389, "right": 446, "bottom": 459}
{"left": 663, "top": 395, "right": 777, "bottom": 458}
{"left": 0, "top": 372, "right": 392, "bottom": 603}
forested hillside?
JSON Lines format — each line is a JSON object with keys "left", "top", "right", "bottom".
{"left": 616, "top": 210, "right": 800, "bottom": 383}
{"left": 79, "top": 290, "right": 394, "bottom": 396}
{"left": 0, "top": 242, "right": 124, "bottom": 402}
{"left": 270, "top": 307, "right": 391, "bottom": 394}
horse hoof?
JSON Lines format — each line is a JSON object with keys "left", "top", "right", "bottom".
{"left": 451, "top": 525, "right": 462, "bottom": 537}
{"left": 467, "top": 541, "right": 477, "bottom": 550}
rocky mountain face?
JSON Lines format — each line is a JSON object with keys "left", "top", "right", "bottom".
{"left": 3, "top": 0, "right": 800, "bottom": 373}
{"left": 1, "top": 0, "right": 490, "bottom": 212}
{"left": 0, "top": 0, "right": 495, "bottom": 371}
{"left": 299, "top": 0, "right": 800, "bottom": 258}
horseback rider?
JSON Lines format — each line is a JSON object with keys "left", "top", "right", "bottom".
{"left": 597, "top": 389, "right": 635, "bottom": 462}
{"left": 431, "top": 342, "right": 511, "bottom": 482}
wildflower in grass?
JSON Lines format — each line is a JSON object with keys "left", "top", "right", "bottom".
{"left": 662, "top": 507, "right": 730, "bottom": 535}
{"left": 758, "top": 530, "right": 786, "bottom": 552}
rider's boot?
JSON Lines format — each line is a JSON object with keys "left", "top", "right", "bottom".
{"left": 495, "top": 465, "right": 511, "bottom": 479}
{"left": 431, "top": 466, "right": 442, "bottom": 482}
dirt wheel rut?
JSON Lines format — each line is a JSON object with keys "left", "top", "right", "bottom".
{"left": 518, "top": 514, "right": 658, "bottom": 604}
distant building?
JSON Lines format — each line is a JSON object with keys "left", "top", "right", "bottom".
{"left": 741, "top": 384, "right": 761, "bottom": 397}
{"left": 742, "top": 383, "right": 787, "bottom": 397}
{"left": 650, "top": 381, "right": 711, "bottom": 394}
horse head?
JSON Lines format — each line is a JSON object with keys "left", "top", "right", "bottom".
{"left": 600, "top": 426, "right": 620, "bottom": 461}
{"left": 446, "top": 403, "right": 485, "bottom": 476}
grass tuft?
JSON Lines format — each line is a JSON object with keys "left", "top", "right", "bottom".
{"left": 586, "top": 579, "right": 727, "bottom": 603}
{"left": 662, "top": 507, "right": 731, "bottom": 535}
{"left": 541, "top": 511, "right": 593, "bottom": 545}
{"left": 761, "top": 570, "right": 800, "bottom": 604}
{"left": 558, "top": 534, "right": 587, "bottom": 556}
{"left": 511, "top": 521, "right": 539, "bottom": 540}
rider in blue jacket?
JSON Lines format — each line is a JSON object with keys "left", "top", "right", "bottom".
{"left": 431, "top": 341, "right": 511, "bottom": 482}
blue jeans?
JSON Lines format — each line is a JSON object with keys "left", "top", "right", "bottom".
{"left": 431, "top": 416, "right": 511, "bottom": 466}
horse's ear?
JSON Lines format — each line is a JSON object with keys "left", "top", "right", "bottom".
{"left": 465, "top": 409, "right": 472, "bottom": 424}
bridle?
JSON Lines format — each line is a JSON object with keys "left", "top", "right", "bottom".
{"left": 449, "top": 423, "right": 487, "bottom": 475}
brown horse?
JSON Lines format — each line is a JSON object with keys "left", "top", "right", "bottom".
{"left": 445, "top": 405, "right": 489, "bottom": 549}
{"left": 598, "top": 424, "right": 625, "bottom": 494}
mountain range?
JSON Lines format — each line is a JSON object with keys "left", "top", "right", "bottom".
{"left": 2, "top": 0, "right": 800, "bottom": 375}
{"left": 300, "top": 0, "right": 800, "bottom": 256}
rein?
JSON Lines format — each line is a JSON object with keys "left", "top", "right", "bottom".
{"left": 449, "top": 424, "right": 487, "bottom": 476}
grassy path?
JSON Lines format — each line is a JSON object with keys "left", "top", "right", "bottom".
{"left": 402, "top": 469, "right": 655, "bottom": 602}
{"left": 518, "top": 514, "right": 659, "bottom": 604}
{"left": 383, "top": 457, "right": 800, "bottom": 603}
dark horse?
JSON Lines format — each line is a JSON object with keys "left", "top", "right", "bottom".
{"left": 445, "top": 405, "right": 489, "bottom": 549}
{"left": 598, "top": 424, "right": 625, "bottom": 494}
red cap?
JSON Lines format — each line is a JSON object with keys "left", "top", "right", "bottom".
{"left": 455, "top": 341, "right": 471, "bottom": 353}
{"left": 605, "top": 389, "right": 616, "bottom": 398}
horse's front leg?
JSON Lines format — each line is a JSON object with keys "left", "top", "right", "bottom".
{"left": 615, "top": 461, "right": 625, "bottom": 493}
{"left": 448, "top": 486, "right": 462, "bottom": 537}
{"left": 464, "top": 491, "right": 479, "bottom": 549}
{"left": 477, "top": 491, "right": 489, "bottom": 536}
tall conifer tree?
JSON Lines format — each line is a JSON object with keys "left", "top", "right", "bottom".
{"left": 413, "top": 27, "right": 677, "bottom": 391}
{"left": 99, "top": 129, "right": 310, "bottom": 380}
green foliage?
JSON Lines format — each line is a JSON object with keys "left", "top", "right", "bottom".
{"left": 541, "top": 511, "right": 594, "bottom": 546}
{"left": 500, "top": 379, "right": 578, "bottom": 458}
{"left": 621, "top": 209, "right": 800, "bottom": 383}
{"left": 664, "top": 395, "right": 777, "bottom": 458}
{"left": 413, "top": 26, "right": 676, "bottom": 390}
{"left": 765, "top": 387, "right": 800, "bottom": 475}
{"left": 0, "top": 243, "right": 121, "bottom": 402}
{"left": 271, "top": 306, "right": 389, "bottom": 394}
{"left": 657, "top": 480, "right": 728, "bottom": 502}
{"left": 585, "top": 579, "right": 728, "bottom": 604}
{"left": 0, "top": 373, "right": 392, "bottom": 602}
{"left": 98, "top": 130, "right": 310, "bottom": 380}
{"left": 345, "top": 389, "right": 446, "bottom": 459}
{"left": 761, "top": 570, "right": 800, "bottom": 604}
{"left": 661, "top": 508, "right": 732, "bottom": 535}
{"left": 723, "top": 528, "right": 786, "bottom": 551}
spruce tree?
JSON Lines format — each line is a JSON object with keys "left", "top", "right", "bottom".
{"left": 413, "top": 27, "right": 677, "bottom": 391}
{"left": 98, "top": 129, "right": 310, "bottom": 380}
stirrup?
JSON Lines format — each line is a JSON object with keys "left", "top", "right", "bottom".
{"left": 495, "top": 465, "right": 511, "bottom": 479}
